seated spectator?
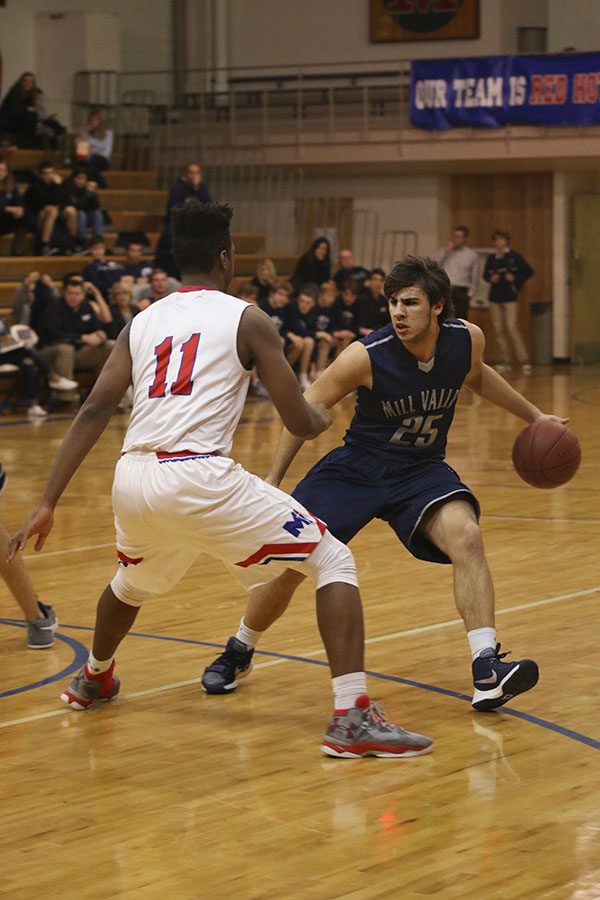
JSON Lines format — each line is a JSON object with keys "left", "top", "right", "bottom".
{"left": 237, "top": 281, "right": 259, "bottom": 305}
{"left": 314, "top": 281, "right": 337, "bottom": 377}
{"left": 122, "top": 240, "right": 152, "bottom": 281}
{"left": 357, "top": 268, "right": 388, "bottom": 335}
{"left": 74, "top": 109, "right": 113, "bottom": 189}
{"left": 291, "top": 236, "right": 331, "bottom": 294}
{"left": 154, "top": 162, "right": 212, "bottom": 277}
{"left": 0, "top": 317, "right": 78, "bottom": 418}
{"left": 0, "top": 72, "right": 39, "bottom": 148}
{"left": 0, "top": 158, "right": 27, "bottom": 254}
{"left": 33, "top": 88, "right": 66, "bottom": 150}
{"left": 12, "top": 271, "right": 59, "bottom": 325}
{"left": 61, "top": 169, "right": 103, "bottom": 246}
{"left": 83, "top": 238, "right": 124, "bottom": 299}
{"left": 333, "top": 248, "right": 370, "bottom": 292}
{"left": 108, "top": 281, "right": 137, "bottom": 338}
{"left": 23, "top": 160, "right": 77, "bottom": 255}
{"left": 251, "top": 258, "right": 277, "bottom": 304}
{"left": 287, "top": 287, "right": 317, "bottom": 390}
{"left": 135, "top": 267, "right": 181, "bottom": 309}
{"left": 61, "top": 273, "right": 113, "bottom": 328}
{"left": 332, "top": 279, "right": 360, "bottom": 357}
{"left": 34, "top": 279, "right": 114, "bottom": 403}
{"left": 259, "top": 282, "right": 292, "bottom": 344}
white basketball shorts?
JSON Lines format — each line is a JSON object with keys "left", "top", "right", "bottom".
{"left": 111, "top": 452, "right": 329, "bottom": 603}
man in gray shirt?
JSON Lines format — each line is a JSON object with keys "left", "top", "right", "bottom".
{"left": 433, "top": 225, "right": 479, "bottom": 320}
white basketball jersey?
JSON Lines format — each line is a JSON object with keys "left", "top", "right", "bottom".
{"left": 122, "top": 288, "right": 252, "bottom": 455}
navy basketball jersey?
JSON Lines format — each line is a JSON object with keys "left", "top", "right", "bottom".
{"left": 344, "top": 319, "right": 472, "bottom": 460}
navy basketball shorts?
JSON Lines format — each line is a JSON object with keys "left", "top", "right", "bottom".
{"left": 292, "top": 444, "right": 480, "bottom": 565}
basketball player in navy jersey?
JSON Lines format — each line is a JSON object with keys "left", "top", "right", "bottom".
{"left": 203, "top": 255, "right": 566, "bottom": 712}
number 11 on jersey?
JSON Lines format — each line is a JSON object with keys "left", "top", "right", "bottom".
{"left": 148, "top": 333, "right": 201, "bottom": 398}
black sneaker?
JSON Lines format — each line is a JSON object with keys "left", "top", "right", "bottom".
{"left": 201, "top": 637, "right": 254, "bottom": 694}
{"left": 472, "top": 643, "right": 539, "bottom": 712}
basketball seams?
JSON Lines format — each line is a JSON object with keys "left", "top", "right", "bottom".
{"left": 512, "top": 421, "right": 581, "bottom": 489}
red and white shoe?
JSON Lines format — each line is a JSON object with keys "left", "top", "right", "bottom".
{"left": 321, "top": 694, "right": 433, "bottom": 758}
{"left": 60, "top": 661, "right": 120, "bottom": 710}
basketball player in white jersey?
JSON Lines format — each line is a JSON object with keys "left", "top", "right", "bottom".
{"left": 8, "top": 200, "right": 432, "bottom": 758}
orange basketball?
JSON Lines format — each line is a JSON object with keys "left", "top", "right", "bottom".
{"left": 512, "top": 420, "right": 581, "bottom": 488}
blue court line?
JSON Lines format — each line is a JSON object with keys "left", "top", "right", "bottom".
{"left": 0, "top": 415, "right": 74, "bottom": 428}
{"left": 0, "top": 619, "right": 88, "bottom": 698}
{"left": 25, "top": 621, "right": 600, "bottom": 752}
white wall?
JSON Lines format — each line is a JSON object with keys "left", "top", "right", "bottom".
{"left": 548, "top": 0, "right": 600, "bottom": 51}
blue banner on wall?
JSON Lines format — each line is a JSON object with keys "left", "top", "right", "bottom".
{"left": 410, "top": 52, "right": 600, "bottom": 129}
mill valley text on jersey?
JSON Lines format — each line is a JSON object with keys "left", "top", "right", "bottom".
{"left": 344, "top": 319, "right": 472, "bottom": 460}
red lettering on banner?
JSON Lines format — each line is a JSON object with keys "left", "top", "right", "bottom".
{"left": 530, "top": 75, "right": 543, "bottom": 104}
{"left": 573, "top": 72, "right": 600, "bottom": 103}
{"left": 530, "top": 73, "right": 568, "bottom": 105}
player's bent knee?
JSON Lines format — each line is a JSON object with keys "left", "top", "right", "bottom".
{"left": 110, "top": 570, "right": 155, "bottom": 607}
{"left": 306, "top": 530, "right": 358, "bottom": 590}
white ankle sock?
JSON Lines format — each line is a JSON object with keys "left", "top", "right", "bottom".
{"left": 235, "top": 617, "right": 262, "bottom": 650}
{"left": 467, "top": 627, "right": 497, "bottom": 660}
{"left": 332, "top": 672, "right": 367, "bottom": 710}
{"left": 87, "top": 652, "right": 113, "bottom": 675}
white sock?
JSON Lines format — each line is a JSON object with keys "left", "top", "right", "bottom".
{"left": 467, "top": 627, "right": 497, "bottom": 660}
{"left": 87, "top": 652, "right": 113, "bottom": 675}
{"left": 235, "top": 617, "right": 262, "bottom": 650}
{"left": 332, "top": 672, "right": 368, "bottom": 710}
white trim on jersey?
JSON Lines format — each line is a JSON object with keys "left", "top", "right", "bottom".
{"left": 366, "top": 334, "right": 395, "bottom": 349}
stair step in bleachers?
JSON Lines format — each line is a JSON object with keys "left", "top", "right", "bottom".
{"left": 98, "top": 189, "right": 167, "bottom": 212}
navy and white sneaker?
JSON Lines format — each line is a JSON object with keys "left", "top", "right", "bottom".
{"left": 472, "top": 643, "right": 539, "bottom": 712}
{"left": 201, "top": 637, "right": 254, "bottom": 694}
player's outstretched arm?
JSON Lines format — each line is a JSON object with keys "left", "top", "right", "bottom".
{"left": 463, "top": 322, "right": 567, "bottom": 425}
{"left": 7, "top": 326, "right": 133, "bottom": 560}
{"left": 268, "top": 340, "right": 372, "bottom": 486}
{"left": 238, "top": 305, "right": 330, "bottom": 439}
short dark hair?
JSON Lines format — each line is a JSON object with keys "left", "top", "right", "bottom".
{"left": 370, "top": 267, "right": 386, "bottom": 279}
{"left": 384, "top": 256, "right": 453, "bottom": 323}
{"left": 454, "top": 225, "right": 469, "bottom": 237}
{"left": 492, "top": 229, "right": 510, "bottom": 242}
{"left": 172, "top": 199, "right": 233, "bottom": 274}
{"left": 37, "top": 160, "right": 54, "bottom": 173}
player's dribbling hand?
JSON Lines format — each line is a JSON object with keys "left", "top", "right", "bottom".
{"left": 534, "top": 413, "right": 569, "bottom": 426}
{"left": 7, "top": 503, "right": 54, "bottom": 562}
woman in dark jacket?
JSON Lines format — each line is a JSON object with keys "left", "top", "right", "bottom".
{"left": 291, "top": 236, "right": 331, "bottom": 294}
{"left": 0, "top": 72, "right": 39, "bottom": 147}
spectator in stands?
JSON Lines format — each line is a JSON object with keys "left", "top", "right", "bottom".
{"left": 0, "top": 72, "right": 39, "bottom": 148}
{"left": 12, "top": 270, "right": 59, "bottom": 325}
{"left": 135, "top": 267, "right": 181, "bottom": 310}
{"left": 62, "top": 168, "right": 104, "bottom": 246}
{"left": 75, "top": 109, "right": 114, "bottom": 189}
{"left": 259, "top": 282, "right": 292, "bottom": 345}
{"left": 291, "top": 236, "right": 331, "bottom": 294}
{"left": 154, "top": 163, "right": 213, "bottom": 277}
{"left": 35, "top": 278, "right": 114, "bottom": 403}
{"left": 483, "top": 229, "right": 534, "bottom": 375}
{"left": 122, "top": 240, "right": 152, "bottom": 281}
{"left": 333, "top": 248, "right": 370, "bottom": 292}
{"left": 83, "top": 238, "right": 124, "bottom": 299}
{"left": 313, "top": 281, "right": 337, "bottom": 377}
{"left": 0, "top": 158, "right": 27, "bottom": 254}
{"left": 251, "top": 258, "right": 277, "bottom": 304}
{"left": 108, "top": 281, "right": 137, "bottom": 339}
{"left": 23, "top": 160, "right": 77, "bottom": 255}
{"left": 332, "top": 279, "right": 360, "bottom": 356}
{"left": 357, "top": 268, "right": 388, "bottom": 335}
{"left": 33, "top": 88, "right": 66, "bottom": 150}
{"left": 0, "top": 316, "right": 78, "bottom": 418}
{"left": 237, "top": 281, "right": 259, "bottom": 305}
{"left": 287, "top": 287, "right": 317, "bottom": 390}
{"left": 433, "top": 225, "right": 479, "bottom": 320}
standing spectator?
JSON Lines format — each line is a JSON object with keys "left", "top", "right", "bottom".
{"left": 121, "top": 241, "right": 152, "bottom": 281}
{"left": 357, "top": 268, "right": 388, "bottom": 335}
{"left": 332, "top": 279, "right": 360, "bottom": 356}
{"left": 75, "top": 109, "right": 114, "bottom": 188}
{"left": 62, "top": 169, "right": 104, "bottom": 245}
{"left": 291, "top": 237, "right": 331, "bottom": 294}
{"left": 0, "top": 158, "right": 27, "bottom": 254}
{"left": 483, "top": 230, "right": 534, "bottom": 375}
{"left": 154, "top": 162, "right": 212, "bottom": 277}
{"left": 287, "top": 288, "right": 317, "bottom": 390}
{"left": 23, "top": 160, "right": 77, "bottom": 255}
{"left": 333, "top": 248, "right": 370, "bottom": 292}
{"left": 251, "top": 258, "right": 277, "bottom": 304}
{"left": 313, "top": 281, "right": 337, "bottom": 377}
{"left": 35, "top": 280, "right": 114, "bottom": 402}
{"left": 134, "top": 268, "right": 181, "bottom": 310}
{"left": 83, "top": 238, "right": 124, "bottom": 299}
{"left": 0, "top": 72, "right": 39, "bottom": 148}
{"left": 433, "top": 225, "right": 479, "bottom": 320}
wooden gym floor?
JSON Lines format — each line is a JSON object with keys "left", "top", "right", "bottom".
{"left": 1, "top": 365, "right": 599, "bottom": 899}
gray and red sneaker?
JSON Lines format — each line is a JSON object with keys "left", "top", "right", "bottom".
{"left": 322, "top": 694, "right": 433, "bottom": 758}
{"left": 60, "top": 661, "right": 120, "bottom": 710}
